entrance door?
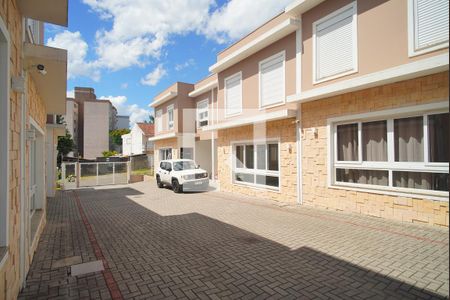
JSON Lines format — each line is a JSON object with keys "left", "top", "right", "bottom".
{"left": 29, "top": 131, "right": 37, "bottom": 217}
{"left": 160, "top": 148, "right": 172, "bottom": 160}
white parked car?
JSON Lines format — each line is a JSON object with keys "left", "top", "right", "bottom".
{"left": 156, "top": 159, "right": 209, "bottom": 193}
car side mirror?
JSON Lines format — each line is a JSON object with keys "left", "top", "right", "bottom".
{"left": 167, "top": 168, "right": 172, "bottom": 172}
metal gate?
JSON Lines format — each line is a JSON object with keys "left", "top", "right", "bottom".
{"left": 61, "top": 162, "right": 130, "bottom": 189}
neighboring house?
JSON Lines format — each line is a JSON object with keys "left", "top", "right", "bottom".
{"left": 0, "top": 1, "right": 68, "bottom": 298}
{"left": 151, "top": 0, "right": 449, "bottom": 227}
{"left": 122, "top": 123, "right": 155, "bottom": 156}
{"left": 65, "top": 87, "right": 119, "bottom": 159}
{"left": 117, "top": 115, "right": 130, "bottom": 129}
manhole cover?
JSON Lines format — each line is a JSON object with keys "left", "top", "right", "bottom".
{"left": 70, "top": 260, "right": 104, "bottom": 277}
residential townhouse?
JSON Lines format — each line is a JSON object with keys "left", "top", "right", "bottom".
{"left": 152, "top": 0, "right": 449, "bottom": 227}
{"left": 151, "top": 77, "right": 220, "bottom": 182}
{"left": 122, "top": 123, "right": 155, "bottom": 157}
{"left": 0, "top": 0, "right": 68, "bottom": 298}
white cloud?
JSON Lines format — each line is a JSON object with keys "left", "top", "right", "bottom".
{"left": 48, "top": 1, "right": 291, "bottom": 81}
{"left": 47, "top": 31, "right": 100, "bottom": 81}
{"left": 175, "top": 58, "right": 195, "bottom": 71}
{"left": 67, "top": 90, "right": 75, "bottom": 98}
{"left": 83, "top": 0, "right": 212, "bottom": 71}
{"left": 120, "top": 83, "right": 129, "bottom": 89}
{"left": 140, "top": 64, "right": 167, "bottom": 86}
{"left": 101, "top": 95, "right": 150, "bottom": 125}
{"left": 202, "top": 0, "right": 292, "bottom": 43}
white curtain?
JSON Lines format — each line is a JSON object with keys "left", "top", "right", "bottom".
{"left": 428, "top": 113, "right": 449, "bottom": 163}
{"left": 363, "top": 121, "right": 387, "bottom": 161}
{"left": 337, "top": 169, "right": 388, "bottom": 186}
{"left": 394, "top": 117, "right": 423, "bottom": 162}
{"left": 337, "top": 124, "right": 358, "bottom": 161}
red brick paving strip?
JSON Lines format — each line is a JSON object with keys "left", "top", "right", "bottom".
{"left": 73, "top": 190, "right": 124, "bottom": 300}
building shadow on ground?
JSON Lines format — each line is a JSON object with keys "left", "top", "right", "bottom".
{"left": 20, "top": 187, "right": 448, "bottom": 299}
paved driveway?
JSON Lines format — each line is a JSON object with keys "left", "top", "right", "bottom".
{"left": 20, "top": 181, "right": 449, "bottom": 299}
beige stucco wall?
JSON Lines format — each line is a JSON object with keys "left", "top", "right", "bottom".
{"left": 301, "top": 72, "right": 449, "bottom": 227}
{"left": 217, "top": 118, "right": 298, "bottom": 203}
{"left": 0, "top": 1, "right": 48, "bottom": 298}
{"left": 83, "top": 101, "right": 111, "bottom": 159}
{"left": 216, "top": 33, "right": 298, "bottom": 123}
{"left": 301, "top": 0, "right": 449, "bottom": 91}
{"left": 154, "top": 82, "right": 195, "bottom": 136}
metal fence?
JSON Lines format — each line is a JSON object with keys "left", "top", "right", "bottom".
{"left": 61, "top": 162, "right": 130, "bottom": 189}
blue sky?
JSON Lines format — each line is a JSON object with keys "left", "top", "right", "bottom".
{"left": 45, "top": 0, "right": 292, "bottom": 125}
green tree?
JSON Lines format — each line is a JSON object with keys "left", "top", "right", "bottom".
{"left": 110, "top": 128, "right": 130, "bottom": 146}
{"left": 146, "top": 114, "right": 154, "bottom": 124}
{"left": 57, "top": 131, "right": 74, "bottom": 167}
{"left": 102, "top": 150, "right": 118, "bottom": 157}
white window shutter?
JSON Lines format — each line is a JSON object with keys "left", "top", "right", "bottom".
{"left": 415, "top": 0, "right": 449, "bottom": 50}
{"left": 315, "top": 3, "right": 356, "bottom": 82}
{"left": 156, "top": 110, "right": 162, "bottom": 132}
{"left": 260, "top": 53, "right": 284, "bottom": 107}
{"left": 225, "top": 74, "right": 242, "bottom": 116}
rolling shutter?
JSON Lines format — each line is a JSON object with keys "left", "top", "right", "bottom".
{"left": 414, "top": 0, "right": 449, "bottom": 50}
{"left": 315, "top": 3, "right": 356, "bottom": 81}
{"left": 260, "top": 53, "right": 284, "bottom": 107}
{"left": 225, "top": 73, "right": 242, "bottom": 116}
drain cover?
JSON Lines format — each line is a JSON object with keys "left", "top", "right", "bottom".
{"left": 70, "top": 260, "right": 104, "bottom": 276}
{"left": 52, "top": 256, "right": 82, "bottom": 269}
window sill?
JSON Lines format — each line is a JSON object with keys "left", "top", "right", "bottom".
{"left": 233, "top": 181, "right": 281, "bottom": 193}
{"left": 0, "top": 247, "right": 8, "bottom": 270}
{"left": 329, "top": 183, "right": 449, "bottom": 202}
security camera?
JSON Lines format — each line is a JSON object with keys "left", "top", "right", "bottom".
{"left": 37, "top": 64, "right": 47, "bottom": 76}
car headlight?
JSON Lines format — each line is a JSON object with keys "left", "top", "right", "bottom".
{"left": 202, "top": 172, "right": 208, "bottom": 178}
{"left": 183, "top": 174, "right": 195, "bottom": 180}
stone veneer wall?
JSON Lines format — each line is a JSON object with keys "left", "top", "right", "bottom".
{"left": 0, "top": 0, "right": 48, "bottom": 298}
{"left": 217, "top": 118, "right": 298, "bottom": 203}
{"left": 301, "top": 72, "right": 449, "bottom": 227}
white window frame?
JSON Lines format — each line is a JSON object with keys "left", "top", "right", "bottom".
{"left": 0, "top": 15, "right": 10, "bottom": 250}
{"left": 327, "top": 101, "right": 449, "bottom": 200}
{"left": 258, "top": 51, "right": 286, "bottom": 109}
{"left": 167, "top": 104, "right": 174, "bottom": 130}
{"left": 156, "top": 109, "right": 163, "bottom": 133}
{"left": 224, "top": 72, "right": 243, "bottom": 118}
{"left": 159, "top": 148, "right": 173, "bottom": 161}
{"left": 312, "top": 1, "right": 358, "bottom": 84}
{"left": 196, "top": 99, "right": 209, "bottom": 128}
{"left": 407, "top": 0, "right": 449, "bottom": 57}
{"left": 231, "top": 139, "right": 281, "bottom": 191}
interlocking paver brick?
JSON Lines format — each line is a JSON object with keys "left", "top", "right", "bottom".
{"left": 19, "top": 182, "right": 449, "bottom": 299}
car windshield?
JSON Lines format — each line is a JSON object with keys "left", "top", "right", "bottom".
{"left": 173, "top": 161, "right": 197, "bottom": 171}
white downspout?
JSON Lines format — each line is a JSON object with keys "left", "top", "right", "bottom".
{"left": 296, "top": 20, "right": 303, "bottom": 205}
{"left": 211, "top": 88, "right": 215, "bottom": 182}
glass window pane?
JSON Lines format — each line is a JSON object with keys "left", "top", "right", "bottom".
{"left": 245, "top": 145, "right": 254, "bottom": 169}
{"left": 337, "top": 124, "right": 358, "bottom": 161}
{"left": 393, "top": 172, "right": 448, "bottom": 191}
{"left": 336, "top": 169, "right": 388, "bottom": 186}
{"left": 236, "top": 146, "right": 244, "bottom": 168}
{"left": 268, "top": 144, "right": 279, "bottom": 171}
{"left": 257, "top": 145, "right": 266, "bottom": 170}
{"left": 256, "top": 175, "right": 279, "bottom": 188}
{"left": 180, "top": 148, "right": 193, "bottom": 159}
{"left": 428, "top": 113, "right": 449, "bottom": 163}
{"left": 394, "top": 116, "right": 424, "bottom": 162}
{"left": 362, "top": 121, "right": 387, "bottom": 161}
{"left": 234, "top": 173, "right": 254, "bottom": 184}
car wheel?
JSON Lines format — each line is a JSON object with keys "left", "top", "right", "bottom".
{"left": 172, "top": 179, "right": 183, "bottom": 193}
{"left": 156, "top": 176, "right": 164, "bottom": 188}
